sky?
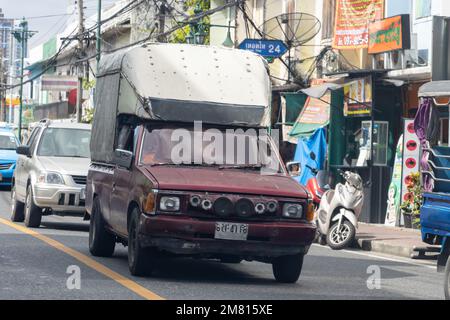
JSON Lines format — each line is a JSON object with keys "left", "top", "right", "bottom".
{"left": 0, "top": 0, "right": 119, "bottom": 48}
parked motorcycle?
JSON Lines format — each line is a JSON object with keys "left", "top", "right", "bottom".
{"left": 316, "top": 170, "right": 364, "bottom": 250}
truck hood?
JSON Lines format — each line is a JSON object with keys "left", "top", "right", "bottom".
{"left": 145, "top": 166, "right": 308, "bottom": 199}
{"left": 38, "top": 157, "right": 90, "bottom": 176}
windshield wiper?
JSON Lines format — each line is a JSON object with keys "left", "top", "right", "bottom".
{"left": 218, "top": 164, "right": 263, "bottom": 170}
{"left": 150, "top": 163, "right": 219, "bottom": 168}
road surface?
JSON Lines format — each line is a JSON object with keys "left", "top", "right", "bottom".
{"left": 0, "top": 187, "right": 445, "bottom": 300}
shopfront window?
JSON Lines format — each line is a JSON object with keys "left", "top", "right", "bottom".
{"left": 415, "top": 0, "right": 431, "bottom": 19}
{"left": 386, "top": 0, "right": 412, "bottom": 17}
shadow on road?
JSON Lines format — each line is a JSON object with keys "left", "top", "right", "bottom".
{"left": 40, "top": 221, "right": 89, "bottom": 232}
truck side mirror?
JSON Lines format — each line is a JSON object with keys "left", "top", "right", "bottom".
{"left": 286, "top": 161, "right": 301, "bottom": 177}
{"left": 16, "top": 145, "right": 31, "bottom": 158}
{"left": 114, "top": 149, "right": 133, "bottom": 170}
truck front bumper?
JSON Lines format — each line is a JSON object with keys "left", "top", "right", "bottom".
{"left": 139, "top": 214, "right": 316, "bottom": 258}
{"left": 33, "top": 183, "right": 86, "bottom": 214}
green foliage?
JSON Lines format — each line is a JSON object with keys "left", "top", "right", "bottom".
{"left": 82, "top": 107, "right": 94, "bottom": 124}
{"left": 400, "top": 172, "right": 423, "bottom": 228}
{"left": 170, "top": 0, "right": 210, "bottom": 44}
{"left": 82, "top": 78, "right": 96, "bottom": 91}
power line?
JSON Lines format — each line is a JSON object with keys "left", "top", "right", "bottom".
{"left": 11, "top": 13, "right": 74, "bottom": 20}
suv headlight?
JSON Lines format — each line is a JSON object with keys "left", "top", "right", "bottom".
{"left": 282, "top": 203, "right": 303, "bottom": 219}
{"left": 38, "top": 172, "right": 65, "bottom": 185}
{"left": 159, "top": 196, "right": 181, "bottom": 212}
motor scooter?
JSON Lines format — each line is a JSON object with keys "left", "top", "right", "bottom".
{"left": 316, "top": 170, "right": 364, "bottom": 250}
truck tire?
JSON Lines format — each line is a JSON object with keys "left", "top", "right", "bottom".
{"left": 272, "top": 254, "right": 304, "bottom": 283}
{"left": 89, "top": 198, "right": 115, "bottom": 257}
{"left": 24, "top": 184, "right": 42, "bottom": 228}
{"left": 128, "top": 208, "right": 157, "bottom": 277}
{"left": 11, "top": 184, "right": 25, "bottom": 222}
{"left": 327, "top": 220, "right": 356, "bottom": 250}
{"left": 445, "top": 256, "right": 450, "bottom": 300}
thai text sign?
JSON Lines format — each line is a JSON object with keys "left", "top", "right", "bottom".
{"left": 333, "top": 0, "right": 385, "bottom": 49}
{"left": 368, "top": 15, "right": 411, "bottom": 54}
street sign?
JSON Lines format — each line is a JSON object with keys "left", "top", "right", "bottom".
{"left": 238, "top": 39, "right": 288, "bottom": 58}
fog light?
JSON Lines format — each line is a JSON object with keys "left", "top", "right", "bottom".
{"left": 255, "top": 203, "right": 266, "bottom": 215}
{"left": 236, "top": 198, "right": 255, "bottom": 217}
{"left": 267, "top": 201, "right": 278, "bottom": 213}
{"left": 201, "top": 199, "right": 213, "bottom": 211}
{"left": 190, "top": 195, "right": 201, "bottom": 207}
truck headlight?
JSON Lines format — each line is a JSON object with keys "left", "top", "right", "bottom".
{"left": 160, "top": 196, "right": 181, "bottom": 212}
{"left": 38, "top": 172, "right": 65, "bottom": 185}
{"left": 282, "top": 203, "right": 303, "bottom": 219}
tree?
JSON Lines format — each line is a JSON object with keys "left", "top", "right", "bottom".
{"left": 170, "top": 0, "right": 211, "bottom": 44}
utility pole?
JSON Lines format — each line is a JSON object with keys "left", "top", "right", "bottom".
{"left": 76, "top": 0, "right": 85, "bottom": 123}
{"left": 13, "top": 19, "right": 35, "bottom": 143}
{"left": 96, "top": 0, "right": 101, "bottom": 72}
{"left": 157, "top": 1, "right": 167, "bottom": 42}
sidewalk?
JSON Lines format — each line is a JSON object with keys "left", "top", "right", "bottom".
{"left": 355, "top": 223, "right": 440, "bottom": 259}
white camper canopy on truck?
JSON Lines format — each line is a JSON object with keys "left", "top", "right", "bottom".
{"left": 91, "top": 42, "right": 272, "bottom": 164}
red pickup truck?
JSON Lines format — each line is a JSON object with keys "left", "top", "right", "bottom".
{"left": 86, "top": 43, "right": 316, "bottom": 283}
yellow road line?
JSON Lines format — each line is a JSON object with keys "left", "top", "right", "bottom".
{"left": 0, "top": 217, "right": 165, "bottom": 300}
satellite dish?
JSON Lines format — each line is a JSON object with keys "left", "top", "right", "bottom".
{"left": 257, "top": 13, "right": 321, "bottom": 47}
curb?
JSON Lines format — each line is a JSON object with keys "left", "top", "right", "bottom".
{"left": 355, "top": 238, "right": 414, "bottom": 259}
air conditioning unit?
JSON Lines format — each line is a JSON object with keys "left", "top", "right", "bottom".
{"left": 404, "top": 33, "right": 423, "bottom": 68}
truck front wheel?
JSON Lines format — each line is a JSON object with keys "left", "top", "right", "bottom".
{"left": 445, "top": 256, "right": 450, "bottom": 300}
{"left": 128, "top": 208, "right": 158, "bottom": 277}
{"left": 272, "top": 254, "right": 304, "bottom": 283}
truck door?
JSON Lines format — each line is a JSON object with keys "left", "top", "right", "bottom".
{"left": 110, "top": 126, "right": 136, "bottom": 235}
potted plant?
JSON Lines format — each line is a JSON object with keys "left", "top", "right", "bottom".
{"left": 400, "top": 172, "right": 422, "bottom": 229}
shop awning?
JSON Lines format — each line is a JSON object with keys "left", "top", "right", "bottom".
{"left": 419, "top": 81, "right": 450, "bottom": 97}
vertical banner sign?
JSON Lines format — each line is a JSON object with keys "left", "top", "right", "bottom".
{"left": 333, "top": 0, "right": 385, "bottom": 49}
{"left": 400, "top": 119, "right": 421, "bottom": 224}
{"left": 385, "top": 135, "right": 403, "bottom": 226}
{"left": 344, "top": 77, "right": 373, "bottom": 117}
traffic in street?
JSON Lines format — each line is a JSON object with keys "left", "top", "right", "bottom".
{"left": 0, "top": 188, "right": 444, "bottom": 300}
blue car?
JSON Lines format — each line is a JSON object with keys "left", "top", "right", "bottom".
{"left": 0, "top": 129, "right": 19, "bottom": 187}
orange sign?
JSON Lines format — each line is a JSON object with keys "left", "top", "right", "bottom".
{"left": 368, "top": 15, "right": 411, "bottom": 54}
{"left": 333, "top": 0, "right": 385, "bottom": 49}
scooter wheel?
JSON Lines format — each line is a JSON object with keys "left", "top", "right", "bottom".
{"left": 327, "top": 220, "right": 356, "bottom": 250}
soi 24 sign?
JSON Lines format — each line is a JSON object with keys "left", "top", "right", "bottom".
{"left": 368, "top": 15, "right": 411, "bottom": 54}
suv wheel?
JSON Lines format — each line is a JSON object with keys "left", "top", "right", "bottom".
{"left": 11, "top": 184, "right": 25, "bottom": 222}
{"left": 272, "top": 254, "right": 304, "bottom": 283}
{"left": 128, "top": 208, "right": 157, "bottom": 277}
{"left": 89, "top": 197, "right": 115, "bottom": 257}
{"left": 24, "top": 184, "right": 42, "bottom": 228}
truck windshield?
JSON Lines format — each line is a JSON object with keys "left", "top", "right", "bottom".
{"left": 140, "top": 127, "right": 283, "bottom": 173}
{"left": 0, "top": 134, "right": 18, "bottom": 150}
{"left": 37, "top": 128, "right": 91, "bottom": 158}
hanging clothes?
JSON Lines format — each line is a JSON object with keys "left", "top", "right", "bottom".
{"left": 414, "top": 98, "right": 434, "bottom": 192}
{"left": 292, "top": 127, "right": 328, "bottom": 186}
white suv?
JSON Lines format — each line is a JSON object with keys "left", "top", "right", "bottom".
{"left": 11, "top": 119, "right": 92, "bottom": 228}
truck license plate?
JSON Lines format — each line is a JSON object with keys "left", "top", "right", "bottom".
{"left": 215, "top": 222, "right": 248, "bottom": 241}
